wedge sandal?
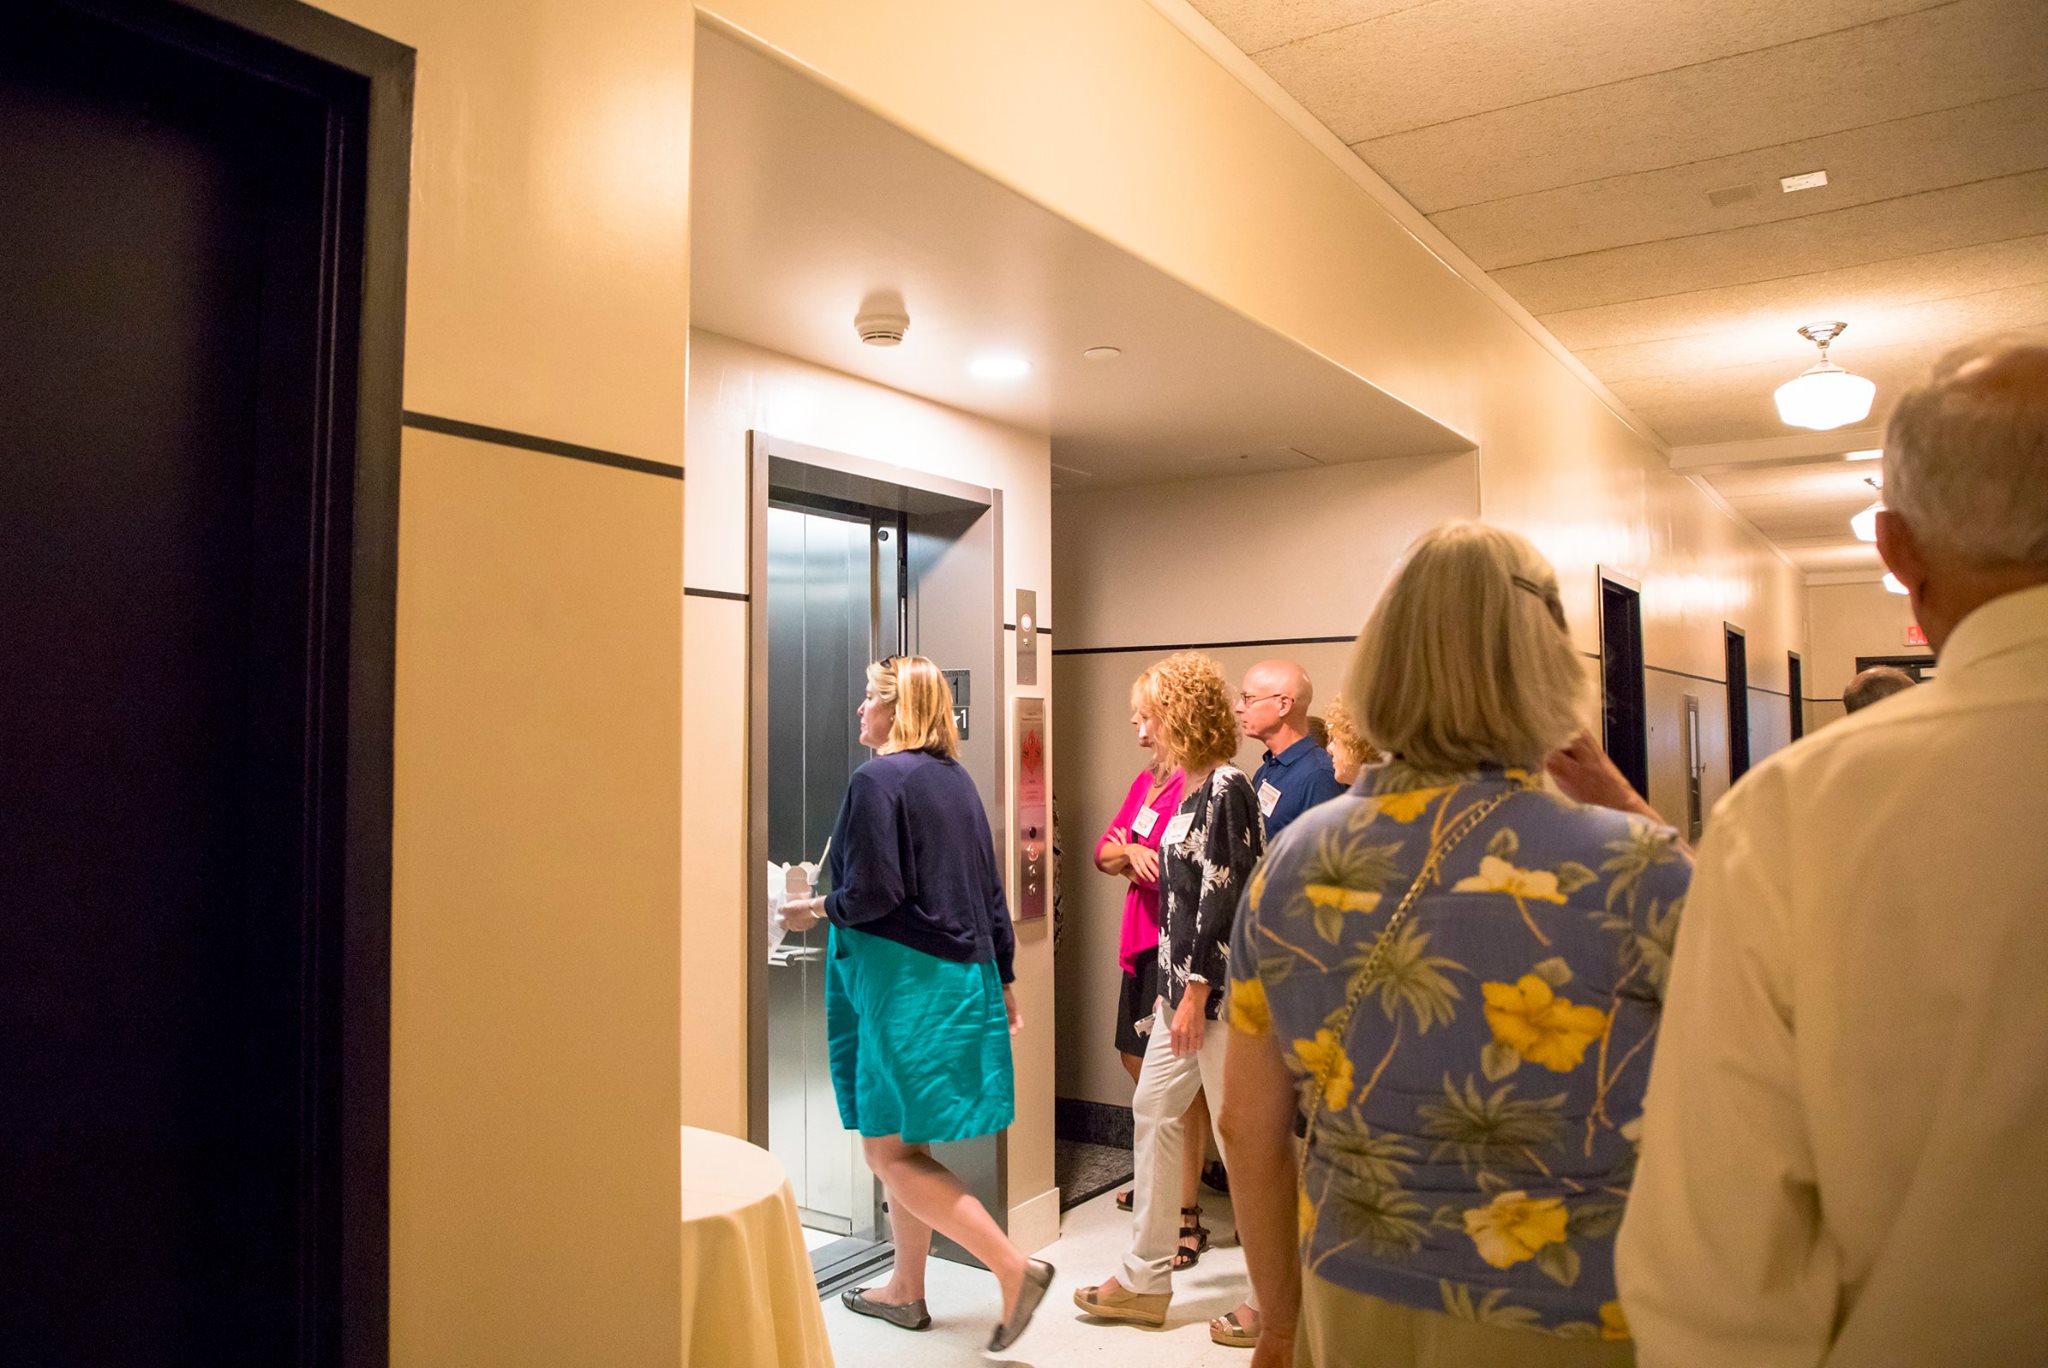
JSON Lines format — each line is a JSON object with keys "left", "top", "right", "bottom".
{"left": 1210, "top": 1309, "right": 1258, "bottom": 1348}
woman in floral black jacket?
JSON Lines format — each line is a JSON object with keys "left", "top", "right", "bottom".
{"left": 1077, "top": 650, "right": 1266, "bottom": 1348}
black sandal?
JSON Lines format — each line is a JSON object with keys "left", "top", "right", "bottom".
{"left": 1115, "top": 1188, "right": 1133, "bottom": 1212}
{"left": 1172, "top": 1204, "right": 1211, "bottom": 1270}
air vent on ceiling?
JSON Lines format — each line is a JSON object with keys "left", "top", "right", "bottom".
{"left": 1707, "top": 182, "right": 1758, "bottom": 207}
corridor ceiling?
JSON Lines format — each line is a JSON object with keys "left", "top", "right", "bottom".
{"left": 1186, "top": 0, "right": 2048, "bottom": 577}
{"left": 691, "top": 28, "right": 1470, "bottom": 489}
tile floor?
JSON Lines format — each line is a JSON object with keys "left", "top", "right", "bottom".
{"left": 819, "top": 1184, "right": 1259, "bottom": 1367}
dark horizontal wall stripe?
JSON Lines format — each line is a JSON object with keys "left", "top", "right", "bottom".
{"left": 684, "top": 587, "right": 748, "bottom": 603}
{"left": 1647, "top": 663, "right": 1727, "bottom": 689}
{"left": 402, "top": 411, "right": 683, "bottom": 480}
{"left": 1588, "top": 651, "right": 1791, "bottom": 697}
{"left": 1064, "top": 641, "right": 1794, "bottom": 690}
{"left": 1053, "top": 633, "right": 1356, "bottom": 658}
{"left": 1004, "top": 622, "right": 1052, "bottom": 634}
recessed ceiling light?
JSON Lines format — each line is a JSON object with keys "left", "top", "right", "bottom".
{"left": 1780, "top": 170, "right": 1829, "bottom": 193}
{"left": 1883, "top": 572, "right": 1909, "bottom": 596}
{"left": 1082, "top": 346, "right": 1122, "bottom": 361}
{"left": 1851, "top": 500, "right": 1882, "bottom": 542}
{"left": 1845, "top": 448, "right": 1882, "bottom": 460}
{"left": 969, "top": 355, "right": 1031, "bottom": 380}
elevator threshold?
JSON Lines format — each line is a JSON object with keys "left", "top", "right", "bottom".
{"left": 809, "top": 1235, "right": 896, "bottom": 1299}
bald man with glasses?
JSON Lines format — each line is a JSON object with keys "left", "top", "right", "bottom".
{"left": 1234, "top": 660, "right": 1347, "bottom": 841}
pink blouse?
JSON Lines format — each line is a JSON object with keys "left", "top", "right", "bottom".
{"left": 1096, "top": 767, "right": 1186, "bottom": 974}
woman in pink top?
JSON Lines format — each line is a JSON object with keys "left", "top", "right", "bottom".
{"left": 1094, "top": 681, "right": 1214, "bottom": 1269}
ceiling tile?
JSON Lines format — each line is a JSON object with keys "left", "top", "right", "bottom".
{"left": 1350, "top": 0, "right": 2043, "bottom": 210}
{"left": 1577, "top": 279, "right": 2048, "bottom": 384}
{"left": 1259, "top": 0, "right": 1933, "bottom": 145}
{"left": 1779, "top": 540, "right": 1886, "bottom": 573}
{"left": 1496, "top": 170, "right": 2048, "bottom": 314}
{"left": 1541, "top": 235, "right": 2048, "bottom": 353}
{"left": 1600, "top": 332, "right": 2009, "bottom": 444}
{"left": 1185, "top": 0, "right": 1428, "bottom": 56}
{"left": 1432, "top": 89, "right": 2048, "bottom": 270}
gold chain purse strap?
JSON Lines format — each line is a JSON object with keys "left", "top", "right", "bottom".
{"left": 1297, "top": 786, "right": 1517, "bottom": 1183}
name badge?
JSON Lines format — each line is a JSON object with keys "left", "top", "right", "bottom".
{"left": 1131, "top": 806, "right": 1159, "bottom": 839}
{"left": 1258, "top": 780, "right": 1282, "bottom": 817}
{"left": 1160, "top": 811, "right": 1195, "bottom": 848}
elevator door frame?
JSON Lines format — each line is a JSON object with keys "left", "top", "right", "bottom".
{"left": 1, "top": 4, "right": 408, "bottom": 1364}
{"left": 745, "top": 431, "right": 1010, "bottom": 1266}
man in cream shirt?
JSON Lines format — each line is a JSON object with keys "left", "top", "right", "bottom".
{"left": 1618, "top": 335, "right": 2048, "bottom": 1366}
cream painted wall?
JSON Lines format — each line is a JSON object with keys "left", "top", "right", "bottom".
{"left": 1051, "top": 455, "right": 1804, "bottom": 1108}
{"left": 1808, "top": 580, "right": 1934, "bottom": 730}
{"left": 391, "top": 433, "right": 682, "bottom": 1365}
{"left": 1053, "top": 641, "right": 1356, "bottom": 1110}
{"left": 680, "top": 329, "right": 1060, "bottom": 1248}
{"left": 700, "top": 0, "right": 1811, "bottom": 1118}
{"left": 304, "top": 2, "right": 689, "bottom": 1362}
{"left": 699, "top": 0, "right": 1807, "bottom": 684}
{"left": 1053, "top": 456, "right": 1479, "bottom": 652}
{"left": 1051, "top": 457, "right": 1472, "bottom": 1108}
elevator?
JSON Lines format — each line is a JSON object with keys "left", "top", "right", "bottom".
{"left": 747, "top": 432, "right": 1008, "bottom": 1287}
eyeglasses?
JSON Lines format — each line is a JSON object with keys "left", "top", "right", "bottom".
{"left": 1238, "top": 691, "right": 1286, "bottom": 707}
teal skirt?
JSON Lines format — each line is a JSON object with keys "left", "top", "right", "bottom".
{"left": 825, "top": 924, "right": 1015, "bottom": 1145}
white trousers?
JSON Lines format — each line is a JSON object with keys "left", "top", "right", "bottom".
{"left": 1120, "top": 1000, "right": 1256, "bottom": 1306}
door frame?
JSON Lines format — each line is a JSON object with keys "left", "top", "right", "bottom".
{"left": 1723, "top": 622, "right": 1751, "bottom": 784}
{"left": 1596, "top": 566, "right": 1650, "bottom": 800}
{"left": 46, "top": 2, "right": 412, "bottom": 1362}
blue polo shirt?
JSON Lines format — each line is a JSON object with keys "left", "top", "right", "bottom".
{"left": 1251, "top": 735, "right": 1347, "bottom": 839}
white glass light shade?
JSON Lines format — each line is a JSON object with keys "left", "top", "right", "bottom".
{"left": 1883, "top": 572, "right": 1909, "bottom": 596}
{"left": 1774, "top": 359, "right": 1877, "bottom": 430}
{"left": 1851, "top": 500, "right": 1882, "bottom": 542}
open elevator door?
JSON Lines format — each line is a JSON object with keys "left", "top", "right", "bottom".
{"left": 748, "top": 432, "right": 1008, "bottom": 1292}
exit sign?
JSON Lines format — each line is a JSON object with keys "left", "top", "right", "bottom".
{"left": 1905, "top": 623, "right": 1927, "bottom": 647}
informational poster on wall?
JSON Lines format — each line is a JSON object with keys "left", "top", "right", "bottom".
{"left": 1013, "top": 696, "right": 1047, "bottom": 920}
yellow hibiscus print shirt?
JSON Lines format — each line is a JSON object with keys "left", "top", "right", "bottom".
{"left": 1229, "top": 761, "right": 1691, "bottom": 1337}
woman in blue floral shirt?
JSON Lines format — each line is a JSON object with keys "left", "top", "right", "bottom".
{"left": 1220, "top": 522, "right": 1691, "bottom": 1368}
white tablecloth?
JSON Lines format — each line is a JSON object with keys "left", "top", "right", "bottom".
{"left": 682, "top": 1126, "right": 835, "bottom": 1367}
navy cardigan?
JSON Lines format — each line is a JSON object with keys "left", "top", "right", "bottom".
{"left": 823, "top": 750, "right": 1016, "bottom": 984}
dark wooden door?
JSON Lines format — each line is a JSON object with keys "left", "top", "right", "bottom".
{"left": 0, "top": 4, "right": 398, "bottom": 1364}
{"left": 1725, "top": 626, "right": 1751, "bottom": 782}
{"left": 1599, "top": 576, "right": 1649, "bottom": 800}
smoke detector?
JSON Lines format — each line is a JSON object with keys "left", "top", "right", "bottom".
{"left": 855, "top": 309, "right": 910, "bottom": 347}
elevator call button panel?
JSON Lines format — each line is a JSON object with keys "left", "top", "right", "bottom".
{"left": 1013, "top": 696, "right": 1047, "bottom": 920}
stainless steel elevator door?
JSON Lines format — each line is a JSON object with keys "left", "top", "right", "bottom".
{"left": 764, "top": 504, "right": 896, "bottom": 1233}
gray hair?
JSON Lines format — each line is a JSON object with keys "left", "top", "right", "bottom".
{"left": 1843, "top": 666, "right": 1915, "bottom": 714}
{"left": 1883, "top": 335, "right": 2048, "bottom": 567}
{"left": 1346, "top": 521, "right": 1589, "bottom": 772}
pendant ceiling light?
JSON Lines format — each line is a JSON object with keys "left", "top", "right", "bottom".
{"left": 1774, "top": 321, "right": 1876, "bottom": 431}
{"left": 1850, "top": 475, "right": 1882, "bottom": 542}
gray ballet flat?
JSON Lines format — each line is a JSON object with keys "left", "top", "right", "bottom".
{"left": 841, "top": 1286, "right": 931, "bottom": 1331}
{"left": 987, "top": 1259, "right": 1055, "bottom": 1355}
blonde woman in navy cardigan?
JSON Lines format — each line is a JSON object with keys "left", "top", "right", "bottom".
{"left": 779, "top": 655, "right": 1053, "bottom": 1354}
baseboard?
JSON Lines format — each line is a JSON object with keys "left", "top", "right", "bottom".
{"left": 1008, "top": 1186, "right": 1062, "bottom": 1253}
{"left": 1055, "top": 1095, "right": 1133, "bottom": 1149}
